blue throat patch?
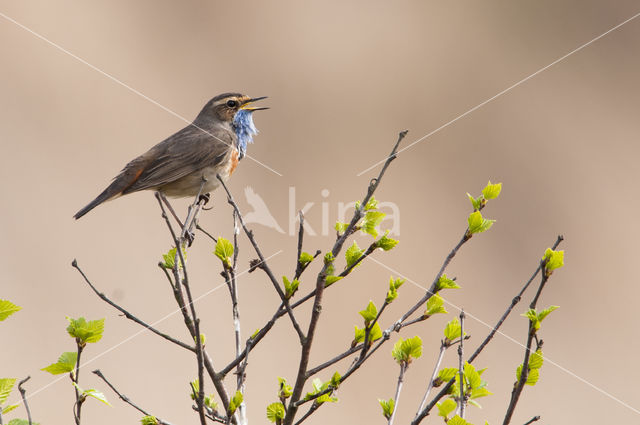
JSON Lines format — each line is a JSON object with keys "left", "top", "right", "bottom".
{"left": 233, "top": 109, "right": 258, "bottom": 159}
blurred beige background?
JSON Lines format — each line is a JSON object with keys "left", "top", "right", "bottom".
{"left": 1, "top": 1, "right": 639, "bottom": 424}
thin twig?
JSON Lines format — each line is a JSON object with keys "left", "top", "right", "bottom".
{"left": 457, "top": 309, "right": 466, "bottom": 418}
{"left": 388, "top": 362, "right": 407, "bottom": 425}
{"left": 293, "top": 211, "right": 305, "bottom": 280}
{"left": 17, "top": 376, "right": 32, "bottom": 425}
{"left": 416, "top": 341, "right": 446, "bottom": 418}
{"left": 72, "top": 260, "right": 195, "bottom": 352}
{"left": 73, "top": 343, "right": 84, "bottom": 425}
{"left": 523, "top": 415, "right": 541, "bottom": 425}
{"left": 502, "top": 263, "right": 552, "bottom": 425}
{"left": 93, "top": 369, "right": 177, "bottom": 425}
{"left": 196, "top": 224, "right": 218, "bottom": 242}
{"left": 305, "top": 345, "right": 363, "bottom": 378}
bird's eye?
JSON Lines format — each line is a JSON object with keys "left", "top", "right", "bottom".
{"left": 226, "top": 100, "right": 238, "bottom": 108}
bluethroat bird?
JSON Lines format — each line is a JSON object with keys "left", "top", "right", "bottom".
{"left": 74, "top": 93, "right": 268, "bottom": 219}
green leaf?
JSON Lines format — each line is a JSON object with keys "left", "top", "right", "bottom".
{"left": 364, "top": 196, "right": 379, "bottom": 210}
{"left": 141, "top": 416, "right": 159, "bottom": 425}
{"left": 266, "top": 402, "right": 286, "bottom": 422}
{"left": 250, "top": 328, "right": 261, "bottom": 339}
{"left": 8, "top": 420, "right": 40, "bottom": 425}
{"left": 470, "top": 387, "right": 492, "bottom": 399}
{"left": 66, "top": 317, "right": 105, "bottom": 343}
{"left": 438, "top": 368, "right": 458, "bottom": 382}
{"left": 354, "top": 323, "right": 382, "bottom": 344}
{"left": 214, "top": 237, "right": 234, "bottom": 267}
{"left": 0, "top": 300, "right": 21, "bottom": 322}
{"left": 378, "top": 398, "right": 395, "bottom": 419}
{"left": 448, "top": 415, "right": 472, "bottom": 425}
{"left": 361, "top": 211, "right": 386, "bottom": 237}
{"left": 345, "top": 241, "right": 364, "bottom": 269}
{"left": 391, "top": 336, "right": 423, "bottom": 364}
{"left": 278, "top": 377, "right": 293, "bottom": 399}
{"left": 529, "top": 350, "right": 544, "bottom": 370}
{"left": 335, "top": 222, "right": 349, "bottom": 234}
{"left": 369, "top": 323, "right": 383, "bottom": 342}
{"left": 436, "top": 398, "right": 457, "bottom": 418}
{"left": 466, "top": 193, "right": 483, "bottom": 211}
{"left": 324, "top": 275, "right": 343, "bottom": 287}
{"left": 324, "top": 252, "right": 335, "bottom": 264}
{"left": 542, "top": 248, "right": 564, "bottom": 275}
{"left": 83, "top": 388, "right": 111, "bottom": 406}
{"left": 516, "top": 364, "right": 539, "bottom": 386}
{"left": 162, "top": 246, "right": 187, "bottom": 269}
{"left": 282, "top": 276, "right": 300, "bottom": 299}
{"left": 385, "top": 277, "right": 405, "bottom": 303}
{"left": 298, "top": 252, "right": 314, "bottom": 266}
{"left": 41, "top": 352, "right": 77, "bottom": 375}
{"left": 464, "top": 362, "right": 482, "bottom": 389}
{"left": 376, "top": 232, "right": 399, "bottom": 251}
{"left": 0, "top": 378, "right": 16, "bottom": 405}
{"left": 522, "top": 309, "right": 538, "bottom": 322}
{"left": 467, "top": 211, "right": 495, "bottom": 235}
{"left": 330, "top": 371, "right": 341, "bottom": 388}
{"left": 482, "top": 181, "right": 502, "bottom": 200}
{"left": 359, "top": 301, "right": 378, "bottom": 324}
{"left": 436, "top": 274, "right": 461, "bottom": 290}
{"left": 538, "top": 305, "right": 559, "bottom": 321}
{"left": 444, "top": 318, "right": 462, "bottom": 342}
{"left": 304, "top": 378, "right": 337, "bottom": 404}
{"left": 205, "top": 394, "right": 218, "bottom": 411}
{"left": 2, "top": 404, "right": 19, "bottom": 414}
{"left": 425, "top": 294, "right": 448, "bottom": 317}
{"left": 522, "top": 306, "right": 559, "bottom": 331}
{"left": 228, "top": 390, "right": 243, "bottom": 414}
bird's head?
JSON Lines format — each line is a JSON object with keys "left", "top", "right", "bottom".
{"left": 196, "top": 93, "right": 268, "bottom": 159}
{"left": 198, "top": 93, "right": 268, "bottom": 123}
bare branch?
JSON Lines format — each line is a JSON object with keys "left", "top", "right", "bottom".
{"left": 72, "top": 260, "right": 195, "bottom": 352}
{"left": 93, "top": 369, "right": 178, "bottom": 425}
{"left": 457, "top": 309, "right": 466, "bottom": 418}
{"left": 416, "top": 342, "right": 447, "bottom": 417}
{"left": 523, "top": 415, "right": 541, "bottom": 425}
{"left": 388, "top": 363, "right": 407, "bottom": 425}
{"left": 17, "top": 376, "right": 33, "bottom": 425}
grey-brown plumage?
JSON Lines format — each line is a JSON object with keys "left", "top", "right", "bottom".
{"left": 74, "top": 93, "right": 267, "bottom": 219}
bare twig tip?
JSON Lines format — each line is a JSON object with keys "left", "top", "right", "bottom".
{"left": 71, "top": 259, "right": 78, "bottom": 268}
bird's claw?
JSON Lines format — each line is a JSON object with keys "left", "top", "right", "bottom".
{"left": 199, "top": 192, "right": 211, "bottom": 205}
{"left": 184, "top": 230, "right": 196, "bottom": 247}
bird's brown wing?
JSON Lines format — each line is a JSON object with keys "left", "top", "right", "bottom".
{"left": 122, "top": 125, "right": 234, "bottom": 194}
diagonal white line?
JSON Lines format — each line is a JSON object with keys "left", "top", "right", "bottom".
{"left": 0, "top": 11, "right": 283, "bottom": 177}
{"left": 357, "top": 10, "right": 640, "bottom": 176}
{"left": 367, "top": 255, "right": 640, "bottom": 415}
{"left": 18, "top": 250, "right": 283, "bottom": 403}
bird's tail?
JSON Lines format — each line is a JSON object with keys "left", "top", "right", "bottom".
{"left": 73, "top": 185, "right": 121, "bottom": 219}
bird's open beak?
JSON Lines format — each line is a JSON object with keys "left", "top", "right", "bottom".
{"left": 241, "top": 96, "right": 269, "bottom": 111}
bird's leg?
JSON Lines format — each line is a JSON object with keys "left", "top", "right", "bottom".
{"left": 181, "top": 179, "right": 209, "bottom": 246}
{"left": 199, "top": 192, "right": 211, "bottom": 205}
